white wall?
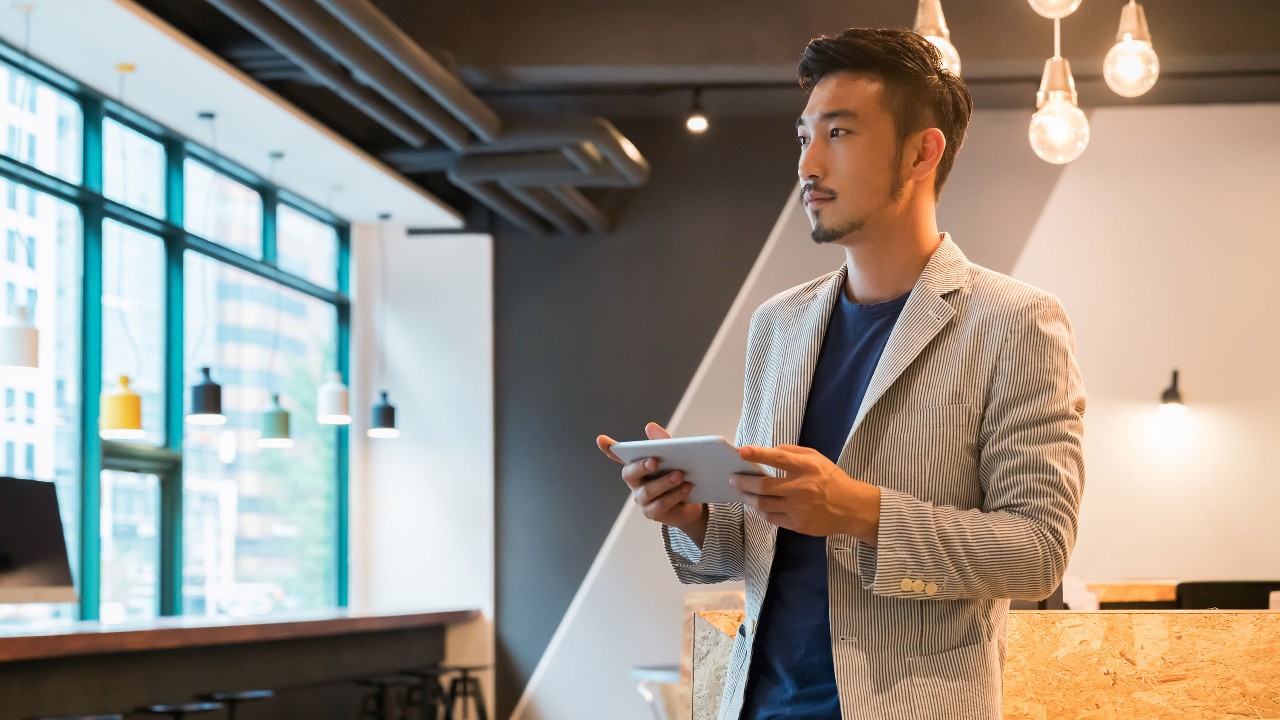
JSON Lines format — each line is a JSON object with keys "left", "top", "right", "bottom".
{"left": 513, "top": 101, "right": 1280, "bottom": 719}
{"left": 349, "top": 224, "right": 495, "bottom": 709}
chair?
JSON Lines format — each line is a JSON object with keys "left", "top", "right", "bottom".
{"left": 1176, "top": 581, "right": 1280, "bottom": 609}
{"left": 194, "top": 690, "right": 274, "bottom": 719}
{"left": 356, "top": 675, "right": 418, "bottom": 720}
{"left": 400, "top": 666, "right": 450, "bottom": 720}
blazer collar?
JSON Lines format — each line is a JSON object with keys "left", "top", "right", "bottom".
{"left": 770, "top": 233, "right": 971, "bottom": 453}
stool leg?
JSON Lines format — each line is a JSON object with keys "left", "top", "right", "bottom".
{"left": 227, "top": 700, "right": 238, "bottom": 720}
{"left": 469, "top": 677, "right": 488, "bottom": 720}
{"left": 443, "top": 677, "right": 461, "bottom": 720}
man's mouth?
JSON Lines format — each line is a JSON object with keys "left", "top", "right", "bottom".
{"left": 804, "top": 194, "right": 834, "bottom": 210}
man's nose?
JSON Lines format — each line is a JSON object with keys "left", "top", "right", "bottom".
{"left": 798, "top": 146, "right": 824, "bottom": 183}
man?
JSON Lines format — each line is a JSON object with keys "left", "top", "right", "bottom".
{"left": 597, "top": 27, "right": 1085, "bottom": 720}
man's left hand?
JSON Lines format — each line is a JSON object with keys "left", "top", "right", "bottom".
{"left": 732, "top": 444, "right": 881, "bottom": 545}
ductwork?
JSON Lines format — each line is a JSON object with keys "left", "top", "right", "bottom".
{"left": 203, "top": 0, "right": 649, "bottom": 236}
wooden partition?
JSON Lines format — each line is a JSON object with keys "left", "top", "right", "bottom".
{"left": 692, "top": 610, "right": 1280, "bottom": 719}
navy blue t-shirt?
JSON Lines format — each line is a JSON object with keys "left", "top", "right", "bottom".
{"left": 739, "top": 286, "right": 911, "bottom": 720}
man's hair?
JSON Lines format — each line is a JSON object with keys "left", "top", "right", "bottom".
{"left": 798, "top": 28, "right": 974, "bottom": 199}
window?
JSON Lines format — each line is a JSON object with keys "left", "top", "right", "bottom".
{"left": 277, "top": 205, "right": 338, "bottom": 290}
{"left": 0, "top": 63, "right": 82, "bottom": 183}
{"left": 184, "top": 159, "right": 262, "bottom": 258}
{"left": 26, "top": 234, "right": 35, "bottom": 268}
{"left": 3, "top": 442, "right": 12, "bottom": 474}
{"left": 99, "top": 470, "right": 160, "bottom": 622}
{"left": 182, "top": 253, "right": 339, "bottom": 615}
{"left": 0, "top": 177, "right": 82, "bottom": 629}
{"left": 104, "top": 118, "right": 166, "bottom": 218}
{"left": 5, "top": 228, "right": 15, "bottom": 261}
{"left": 101, "top": 220, "right": 166, "bottom": 445}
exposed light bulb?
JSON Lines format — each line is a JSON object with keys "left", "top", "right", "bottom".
{"left": 1104, "top": 3, "right": 1159, "bottom": 97}
{"left": 1027, "top": 0, "right": 1082, "bottom": 19}
{"left": 1029, "top": 98, "right": 1090, "bottom": 164}
{"left": 914, "top": 0, "right": 961, "bottom": 75}
{"left": 925, "top": 35, "right": 961, "bottom": 76}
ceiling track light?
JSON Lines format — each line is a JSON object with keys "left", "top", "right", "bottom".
{"left": 914, "top": 0, "right": 962, "bottom": 76}
{"left": 1027, "top": 0, "right": 1082, "bottom": 20}
{"left": 685, "top": 88, "right": 709, "bottom": 134}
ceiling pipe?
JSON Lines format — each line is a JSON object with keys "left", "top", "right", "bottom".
{"left": 449, "top": 176, "right": 549, "bottom": 236}
{"left": 547, "top": 185, "right": 609, "bottom": 234}
{"left": 203, "top": 0, "right": 430, "bottom": 148}
{"left": 256, "top": 0, "right": 472, "bottom": 151}
{"left": 503, "top": 184, "right": 584, "bottom": 235}
{"left": 315, "top": 0, "right": 504, "bottom": 144}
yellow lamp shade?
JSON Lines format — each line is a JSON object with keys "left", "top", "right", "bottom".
{"left": 101, "top": 375, "right": 145, "bottom": 440}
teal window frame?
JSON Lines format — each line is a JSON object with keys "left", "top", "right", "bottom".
{"left": 0, "top": 39, "right": 352, "bottom": 620}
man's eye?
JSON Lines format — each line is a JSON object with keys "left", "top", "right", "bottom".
{"left": 797, "top": 136, "right": 809, "bottom": 147}
{"left": 830, "top": 128, "right": 848, "bottom": 137}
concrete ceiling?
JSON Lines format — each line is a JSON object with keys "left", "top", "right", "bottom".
{"left": 130, "top": 0, "right": 1280, "bottom": 221}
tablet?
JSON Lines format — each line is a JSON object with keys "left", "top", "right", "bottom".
{"left": 609, "top": 435, "right": 765, "bottom": 506}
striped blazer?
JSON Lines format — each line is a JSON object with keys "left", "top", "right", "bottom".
{"left": 663, "top": 234, "right": 1086, "bottom": 720}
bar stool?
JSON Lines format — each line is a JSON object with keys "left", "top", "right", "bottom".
{"left": 439, "top": 665, "right": 489, "bottom": 720}
{"left": 136, "top": 702, "right": 224, "bottom": 719}
{"left": 355, "top": 675, "right": 417, "bottom": 720}
{"left": 400, "top": 666, "right": 450, "bottom": 720}
{"left": 194, "top": 690, "right": 274, "bottom": 719}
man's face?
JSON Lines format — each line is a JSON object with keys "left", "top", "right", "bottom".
{"left": 796, "top": 72, "right": 907, "bottom": 245}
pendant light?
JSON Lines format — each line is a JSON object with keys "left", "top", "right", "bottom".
{"left": 258, "top": 394, "right": 294, "bottom": 448}
{"left": 1029, "top": 18, "right": 1090, "bottom": 165}
{"left": 1027, "top": 0, "right": 1082, "bottom": 19}
{"left": 317, "top": 371, "right": 351, "bottom": 425}
{"left": 914, "top": 0, "right": 961, "bottom": 76}
{"left": 187, "top": 366, "right": 226, "bottom": 425}
{"left": 1160, "top": 369, "right": 1186, "bottom": 415}
{"left": 367, "top": 390, "right": 400, "bottom": 439}
{"left": 100, "top": 375, "right": 145, "bottom": 440}
{"left": 1104, "top": 1, "right": 1159, "bottom": 98}
{"left": 685, "top": 89, "right": 709, "bottom": 134}
{"left": 0, "top": 304, "right": 38, "bottom": 369}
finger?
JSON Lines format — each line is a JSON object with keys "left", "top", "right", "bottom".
{"left": 633, "top": 471, "right": 686, "bottom": 505}
{"left": 729, "top": 473, "right": 783, "bottom": 497}
{"left": 739, "top": 444, "right": 808, "bottom": 473}
{"left": 642, "top": 481, "right": 694, "bottom": 520}
{"left": 645, "top": 422, "right": 672, "bottom": 441}
{"left": 596, "top": 435, "right": 623, "bottom": 464}
{"left": 738, "top": 491, "right": 785, "bottom": 514}
{"left": 621, "top": 458, "right": 667, "bottom": 488}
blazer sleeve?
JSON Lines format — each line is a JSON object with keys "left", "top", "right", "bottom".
{"left": 661, "top": 306, "right": 775, "bottom": 585}
{"left": 857, "top": 294, "right": 1086, "bottom": 601}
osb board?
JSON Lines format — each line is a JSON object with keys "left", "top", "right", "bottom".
{"left": 691, "top": 611, "right": 1280, "bottom": 720}
{"left": 1086, "top": 582, "right": 1178, "bottom": 603}
{"left": 1005, "top": 611, "right": 1280, "bottom": 719}
{"left": 693, "top": 614, "right": 741, "bottom": 720}
{"left": 681, "top": 591, "right": 743, "bottom": 682}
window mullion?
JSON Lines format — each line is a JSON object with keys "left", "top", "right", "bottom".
{"left": 77, "top": 94, "right": 104, "bottom": 622}
{"left": 160, "top": 137, "right": 186, "bottom": 617}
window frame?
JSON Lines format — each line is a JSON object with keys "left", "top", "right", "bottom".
{"left": 0, "top": 39, "right": 351, "bottom": 620}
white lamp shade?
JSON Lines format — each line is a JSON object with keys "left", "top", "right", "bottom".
{"left": 0, "top": 305, "right": 39, "bottom": 369}
{"left": 317, "top": 371, "right": 351, "bottom": 425}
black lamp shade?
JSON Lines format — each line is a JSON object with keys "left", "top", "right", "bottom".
{"left": 368, "top": 390, "right": 399, "bottom": 438}
{"left": 188, "top": 366, "right": 226, "bottom": 425}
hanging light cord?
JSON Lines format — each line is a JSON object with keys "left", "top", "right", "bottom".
{"left": 375, "top": 220, "right": 387, "bottom": 392}
{"left": 113, "top": 68, "right": 143, "bottom": 380}
{"left": 1053, "top": 17, "right": 1062, "bottom": 59}
{"left": 189, "top": 116, "right": 221, "bottom": 369}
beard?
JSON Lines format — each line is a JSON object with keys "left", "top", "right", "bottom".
{"left": 809, "top": 161, "right": 907, "bottom": 245}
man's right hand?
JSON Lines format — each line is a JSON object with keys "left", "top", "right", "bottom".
{"left": 596, "top": 422, "right": 709, "bottom": 547}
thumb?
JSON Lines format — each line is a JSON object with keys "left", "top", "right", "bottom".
{"left": 645, "top": 422, "right": 672, "bottom": 440}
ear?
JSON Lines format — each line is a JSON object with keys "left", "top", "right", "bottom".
{"left": 904, "top": 127, "right": 946, "bottom": 185}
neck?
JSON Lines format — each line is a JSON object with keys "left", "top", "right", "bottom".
{"left": 840, "top": 212, "right": 941, "bottom": 304}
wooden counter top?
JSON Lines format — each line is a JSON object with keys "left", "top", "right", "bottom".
{"left": 0, "top": 607, "right": 479, "bottom": 663}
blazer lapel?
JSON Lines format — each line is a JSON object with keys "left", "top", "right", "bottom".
{"left": 839, "top": 235, "right": 971, "bottom": 454}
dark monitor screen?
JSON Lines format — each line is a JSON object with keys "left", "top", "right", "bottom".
{"left": 0, "top": 476, "right": 77, "bottom": 604}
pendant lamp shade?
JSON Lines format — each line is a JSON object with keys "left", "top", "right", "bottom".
{"left": 258, "top": 393, "right": 294, "bottom": 448}
{"left": 0, "top": 305, "right": 38, "bottom": 369}
{"left": 317, "top": 371, "right": 351, "bottom": 425}
{"left": 367, "top": 390, "right": 400, "bottom": 439}
{"left": 187, "top": 366, "right": 226, "bottom": 425}
{"left": 1160, "top": 369, "right": 1186, "bottom": 414}
{"left": 101, "top": 375, "right": 145, "bottom": 440}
